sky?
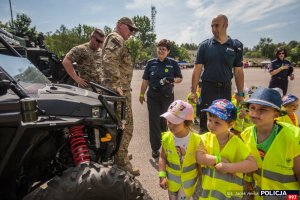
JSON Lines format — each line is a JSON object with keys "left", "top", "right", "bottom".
{"left": 0, "top": 0, "right": 300, "bottom": 48}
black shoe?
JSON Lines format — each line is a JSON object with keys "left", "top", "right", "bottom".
{"left": 152, "top": 150, "right": 160, "bottom": 158}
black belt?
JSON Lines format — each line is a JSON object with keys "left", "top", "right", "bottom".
{"left": 202, "top": 80, "right": 231, "bottom": 87}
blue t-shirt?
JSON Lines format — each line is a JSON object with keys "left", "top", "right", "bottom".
{"left": 195, "top": 37, "right": 243, "bottom": 82}
{"left": 142, "top": 57, "right": 182, "bottom": 89}
{"left": 269, "top": 59, "right": 293, "bottom": 80}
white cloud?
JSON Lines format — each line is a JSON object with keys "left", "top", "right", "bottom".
{"left": 254, "top": 22, "right": 286, "bottom": 31}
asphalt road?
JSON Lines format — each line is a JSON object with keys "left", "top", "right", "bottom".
{"left": 128, "top": 68, "right": 299, "bottom": 199}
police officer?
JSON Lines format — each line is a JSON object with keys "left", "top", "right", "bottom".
{"left": 101, "top": 17, "right": 140, "bottom": 176}
{"left": 191, "top": 14, "right": 244, "bottom": 133}
{"left": 63, "top": 28, "right": 105, "bottom": 87}
{"left": 139, "top": 39, "right": 183, "bottom": 158}
{"left": 268, "top": 47, "right": 294, "bottom": 95}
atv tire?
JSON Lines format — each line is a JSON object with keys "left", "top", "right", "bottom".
{"left": 23, "top": 162, "right": 150, "bottom": 200}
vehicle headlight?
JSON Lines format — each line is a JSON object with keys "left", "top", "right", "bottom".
{"left": 92, "top": 107, "right": 100, "bottom": 118}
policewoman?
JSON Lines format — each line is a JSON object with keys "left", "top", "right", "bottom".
{"left": 139, "top": 39, "right": 183, "bottom": 158}
{"left": 268, "top": 47, "right": 294, "bottom": 95}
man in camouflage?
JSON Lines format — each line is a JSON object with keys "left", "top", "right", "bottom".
{"left": 63, "top": 28, "right": 105, "bottom": 87}
{"left": 101, "top": 17, "right": 140, "bottom": 176}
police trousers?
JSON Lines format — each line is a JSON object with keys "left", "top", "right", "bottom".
{"left": 199, "top": 81, "right": 231, "bottom": 133}
{"left": 268, "top": 77, "right": 288, "bottom": 95}
{"left": 147, "top": 88, "right": 174, "bottom": 151}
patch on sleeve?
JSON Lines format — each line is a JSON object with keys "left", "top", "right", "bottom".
{"left": 106, "top": 37, "right": 121, "bottom": 50}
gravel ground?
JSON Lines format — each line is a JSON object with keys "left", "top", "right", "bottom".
{"left": 128, "top": 68, "right": 299, "bottom": 199}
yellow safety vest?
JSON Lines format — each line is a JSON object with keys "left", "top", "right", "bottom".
{"left": 162, "top": 131, "right": 201, "bottom": 197}
{"left": 241, "top": 123, "right": 300, "bottom": 199}
{"left": 199, "top": 132, "right": 250, "bottom": 199}
{"left": 277, "top": 113, "right": 299, "bottom": 126}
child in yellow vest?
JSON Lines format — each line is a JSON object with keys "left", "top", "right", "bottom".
{"left": 159, "top": 100, "right": 201, "bottom": 200}
{"left": 196, "top": 99, "right": 258, "bottom": 199}
{"left": 241, "top": 88, "right": 300, "bottom": 199}
{"left": 186, "top": 81, "right": 202, "bottom": 124}
{"left": 277, "top": 94, "right": 299, "bottom": 126}
{"left": 232, "top": 86, "right": 259, "bottom": 134}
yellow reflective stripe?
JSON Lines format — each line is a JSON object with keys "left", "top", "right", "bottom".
{"left": 255, "top": 168, "right": 297, "bottom": 183}
{"left": 182, "top": 163, "right": 197, "bottom": 173}
{"left": 202, "top": 167, "right": 243, "bottom": 186}
{"left": 167, "top": 172, "right": 181, "bottom": 184}
{"left": 183, "top": 176, "right": 197, "bottom": 188}
{"left": 167, "top": 161, "right": 181, "bottom": 171}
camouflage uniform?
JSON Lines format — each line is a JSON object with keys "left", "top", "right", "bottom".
{"left": 101, "top": 31, "right": 134, "bottom": 167}
{"left": 65, "top": 42, "right": 102, "bottom": 84}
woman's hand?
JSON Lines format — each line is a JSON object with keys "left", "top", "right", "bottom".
{"left": 159, "top": 177, "right": 168, "bottom": 190}
{"left": 139, "top": 95, "right": 145, "bottom": 104}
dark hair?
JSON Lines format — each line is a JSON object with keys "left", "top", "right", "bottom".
{"left": 184, "top": 120, "right": 193, "bottom": 128}
{"left": 274, "top": 47, "right": 287, "bottom": 59}
{"left": 157, "top": 39, "right": 171, "bottom": 50}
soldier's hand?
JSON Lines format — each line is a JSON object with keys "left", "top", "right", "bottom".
{"left": 74, "top": 76, "right": 88, "bottom": 87}
{"left": 116, "top": 87, "right": 124, "bottom": 96}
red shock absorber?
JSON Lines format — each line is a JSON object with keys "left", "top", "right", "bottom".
{"left": 69, "top": 125, "right": 90, "bottom": 165}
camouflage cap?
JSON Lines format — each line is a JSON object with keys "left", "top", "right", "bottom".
{"left": 117, "top": 17, "right": 139, "bottom": 31}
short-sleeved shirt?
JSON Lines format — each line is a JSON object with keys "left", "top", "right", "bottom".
{"left": 268, "top": 58, "right": 293, "bottom": 80}
{"left": 142, "top": 57, "right": 182, "bottom": 89}
{"left": 66, "top": 42, "right": 102, "bottom": 83}
{"left": 195, "top": 37, "right": 243, "bottom": 82}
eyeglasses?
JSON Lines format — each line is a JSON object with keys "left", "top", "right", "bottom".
{"left": 278, "top": 52, "right": 285, "bottom": 55}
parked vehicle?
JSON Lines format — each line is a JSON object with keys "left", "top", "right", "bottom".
{"left": 0, "top": 33, "right": 149, "bottom": 200}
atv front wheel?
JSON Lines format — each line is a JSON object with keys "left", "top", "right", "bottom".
{"left": 23, "top": 162, "right": 150, "bottom": 200}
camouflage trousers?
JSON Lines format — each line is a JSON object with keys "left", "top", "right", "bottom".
{"left": 114, "top": 91, "right": 133, "bottom": 166}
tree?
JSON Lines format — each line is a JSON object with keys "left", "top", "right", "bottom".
{"left": 44, "top": 24, "right": 95, "bottom": 57}
{"left": 6, "top": 13, "right": 37, "bottom": 44}
{"left": 132, "top": 16, "right": 156, "bottom": 49}
{"left": 103, "top": 25, "right": 112, "bottom": 36}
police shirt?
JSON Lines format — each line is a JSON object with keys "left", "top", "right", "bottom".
{"left": 142, "top": 57, "right": 182, "bottom": 89}
{"left": 195, "top": 37, "right": 243, "bottom": 82}
{"left": 269, "top": 58, "right": 293, "bottom": 80}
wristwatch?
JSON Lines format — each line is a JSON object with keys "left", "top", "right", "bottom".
{"left": 236, "top": 91, "right": 245, "bottom": 97}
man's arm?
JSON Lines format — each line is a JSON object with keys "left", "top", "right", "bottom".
{"left": 234, "top": 67, "right": 244, "bottom": 103}
{"left": 294, "top": 155, "right": 300, "bottom": 185}
{"left": 62, "top": 57, "right": 88, "bottom": 87}
{"left": 191, "top": 64, "right": 203, "bottom": 102}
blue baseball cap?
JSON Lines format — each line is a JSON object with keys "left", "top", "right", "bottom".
{"left": 282, "top": 94, "right": 298, "bottom": 106}
{"left": 245, "top": 88, "right": 285, "bottom": 115}
{"left": 202, "top": 99, "right": 237, "bottom": 121}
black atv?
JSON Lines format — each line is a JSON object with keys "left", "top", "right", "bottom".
{"left": 0, "top": 34, "right": 149, "bottom": 200}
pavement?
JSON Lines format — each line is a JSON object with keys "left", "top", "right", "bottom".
{"left": 128, "top": 68, "right": 299, "bottom": 199}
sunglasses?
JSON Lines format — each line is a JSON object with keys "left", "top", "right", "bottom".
{"left": 125, "top": 24, "right": 135, "bottom": 32}
{"left": 93, "top": 36, "right": 104, "bottom": 44}
{"left": 278, "top": 52, "right": 285, "bottom": 55}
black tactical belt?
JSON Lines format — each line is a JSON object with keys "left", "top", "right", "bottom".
{"left": 202, "top": 80, "right": 231, "bottom": 87}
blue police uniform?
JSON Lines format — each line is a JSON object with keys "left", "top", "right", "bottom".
{"left": 195, "top": 37, "right": 243, "bottom": 132}
{"left": 268, "top": 58, "right": 293, "bottom": 95}
{"left": 142, "top": 57, "right": 182, "bottom": 152}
